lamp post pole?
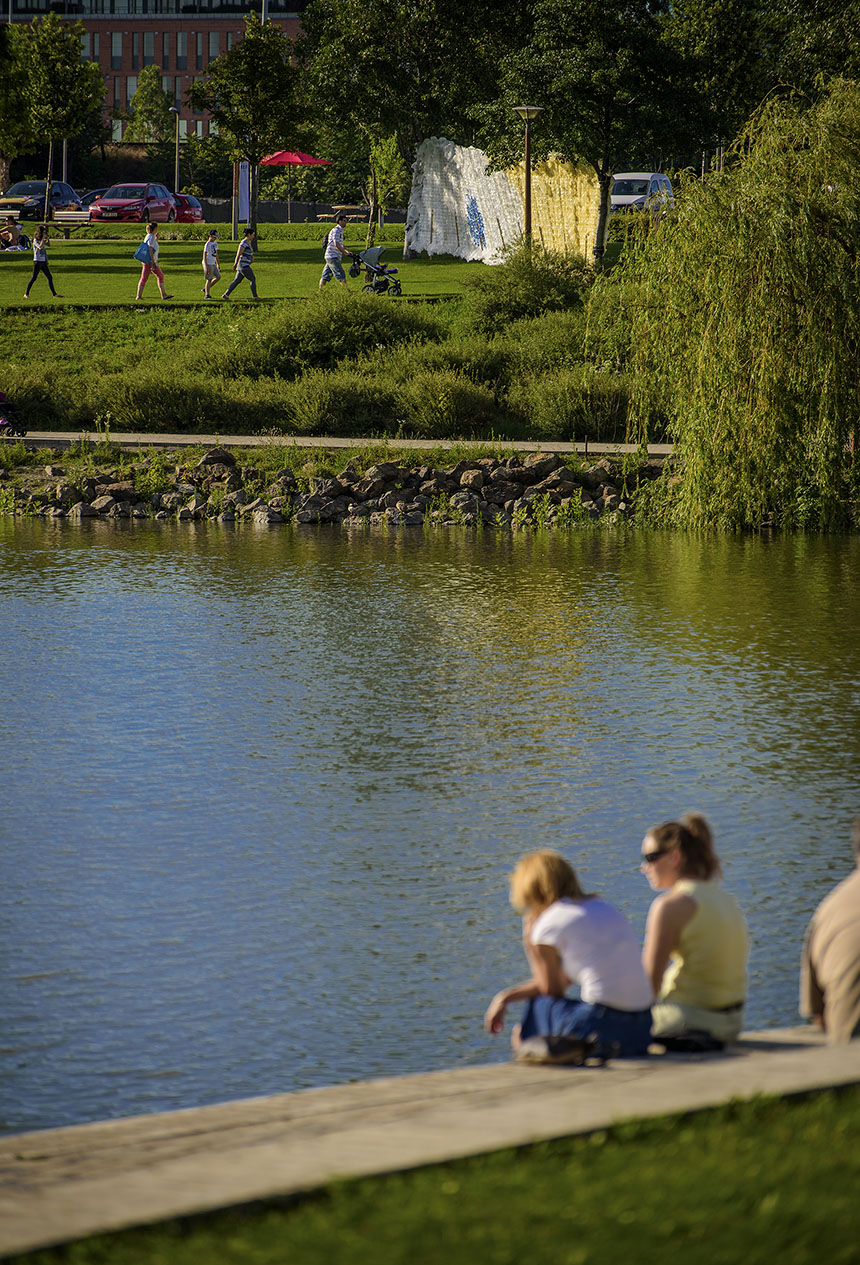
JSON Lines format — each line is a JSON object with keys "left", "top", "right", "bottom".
{"left": 169, "top": 107, "right": 180, "bottom": 194}
{"left": 512, "top": 105, "right": 543, "bottom": 244}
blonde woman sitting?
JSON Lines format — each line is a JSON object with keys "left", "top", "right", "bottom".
{"left": 641, "top": 814, "right": 748, "bottom": 1050}
{"left": 484, "top": 850, "right": 653, "bottom": 1061}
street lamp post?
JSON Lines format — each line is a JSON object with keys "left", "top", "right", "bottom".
{"left": 512, "top": 105, "right": 543, "bottom": 243}
{"left": 168, "top": 107, "right": 180, "bottom": 195}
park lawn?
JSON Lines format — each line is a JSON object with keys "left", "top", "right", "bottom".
{"left": 0, "top": 231, "right": 483, "bottom": 307}
{"left": 9, "top": 1087, "right": 860, "bottom": 1265}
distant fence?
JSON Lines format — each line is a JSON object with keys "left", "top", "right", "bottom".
{"left": 199, "top": 198, "right": 407, "bottom": 225}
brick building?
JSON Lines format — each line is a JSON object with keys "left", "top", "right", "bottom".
{"left": 9, "top": 1, "right": 306, "bottom": 139}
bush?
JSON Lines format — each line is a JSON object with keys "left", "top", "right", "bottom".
{"left": 278, "top": 367, "right": 400, "bottom": 436}
{"left": 396, "top": 369, "right": 501, "bottom": 438}
{"left": 507, "top": 365, "right": 632, "bottom": 442}
{"left": 213, "top": 292, "right": 443, "bottom": 381}
{"left": 458, "top": 240, "right": 593, "bottom": 334}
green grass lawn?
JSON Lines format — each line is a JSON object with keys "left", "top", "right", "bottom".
{"left": 10, "top": 1087, "right": 860, "bottom": 1265}
{"left": 0, "top": 227, "right": 483, "bottom": 307}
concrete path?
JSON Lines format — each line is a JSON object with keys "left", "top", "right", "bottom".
{"left": 1, "top": 1026, "right": 858, "bottom": 1257}
{"left": 14, "top": 431, "right": 674, "bottom": 458}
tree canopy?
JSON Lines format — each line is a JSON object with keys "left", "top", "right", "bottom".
{"left": 123, "top": 65, "right": 175, "bottom": 145}
{"left": 189, "top": 12, "right": 307, "bottom": 228}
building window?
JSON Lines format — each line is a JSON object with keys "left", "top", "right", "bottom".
{"left": 176, "top": 33, "right": 187, "bottom": 70}
{"left": 127, "top": 76, "right": 137, "bottom": 107}
{"left": 80, "top": 33, "right": 90, "bottom": 62}
{"left": 131, "top": 33, "right": 138, "bottom": 70}
{"left": 111, "top": 32, "right": 122, "bottom": 71}
{"left": 208, "top": 31, "right": 219, "bottom": 61}
{"left": 227, "top": 32, "right": 235, "bottom": 50}
{"left": 175, "top": 76, "right": 183, "bottom": 108}
{"left": 162, "top": 33, "right": 169, "bottom": 70}
{"left": 143, "top": 32, "right": 154, "bottom": 66}
{"left": 196, "top": 33, "right": 202, "bottom": 71}
{"left": 112, "top": 76, "right": 121, "bottom": 110}
{"left": 93, "top": 33, "right": 100, "bottom": 60}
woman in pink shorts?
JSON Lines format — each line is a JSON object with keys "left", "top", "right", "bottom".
{"left": 135, "top": 222, "right": 173, "bottom": 300}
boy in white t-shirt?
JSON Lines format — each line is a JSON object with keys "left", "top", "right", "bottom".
{"left": 202, "top": 229, "right": 221, "bottom": 298}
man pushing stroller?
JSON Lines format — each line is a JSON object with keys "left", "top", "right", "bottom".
{"left": 319, "top": 212, "right": 353, "bottom": 288}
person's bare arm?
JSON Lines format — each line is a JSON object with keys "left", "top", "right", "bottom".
{"left": 643, "top": 891, "right": 697, "bottom": 997}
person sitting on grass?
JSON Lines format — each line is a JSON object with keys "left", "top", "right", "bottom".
{"left": 641, "top": 814, "right": 748, "bottom": 1051}
{"left": 1, "top": 216, "right": 22, "bottom": 250}
{"left": 484, "top": 850, "right": 654, "bottom": 1063}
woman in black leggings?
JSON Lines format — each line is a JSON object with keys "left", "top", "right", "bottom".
{"left": 24, "top": 225, "right": 61, "bottom": 299}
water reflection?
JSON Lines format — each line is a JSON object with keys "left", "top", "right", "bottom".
{"left": 1, "top": 519, "right": 859, "bottom": 1132}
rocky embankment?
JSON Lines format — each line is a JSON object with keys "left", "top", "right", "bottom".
{"left": 1, "top": 446, "right": 669, "bottom": 528}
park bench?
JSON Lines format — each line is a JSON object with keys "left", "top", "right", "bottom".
{"left": 53, "top": 209, "right": 91, "bottom": 238}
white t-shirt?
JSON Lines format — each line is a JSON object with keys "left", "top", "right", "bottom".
{"left": 531, "top": 897, "right": 653, "bottom": 1011}
{"left": 203, "top": 239, "right": 219, "bottom": 267}
{"left": 144, "top": 231, "right": 159, "bottom": 264}
{"left": 325, "top": 223, "right": 343, "bottom": 261}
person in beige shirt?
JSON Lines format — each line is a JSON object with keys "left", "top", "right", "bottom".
{"left": 800, "top": 817, "right": 860, "bottom": 1044}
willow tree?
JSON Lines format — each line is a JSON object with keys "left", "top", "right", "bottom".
{"left": 614, "top": 80, "right": 860, "bottom": 531}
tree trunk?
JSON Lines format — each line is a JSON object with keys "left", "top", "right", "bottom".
{"left": 592, "top": 169, "right": 612, "bottom": 266}
{"left": 0, "top": 154, "right": 12, "bottom": 193}
{"left": 365, "top": 169, "right": 378, "bottom": 251}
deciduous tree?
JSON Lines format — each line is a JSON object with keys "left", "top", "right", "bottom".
{"left": 25, "top": 14, "right": 105, "bottom": 219}
{"left": 188, "top": 13, "right": 307, "bottom": 231}
{"left": 0, "top": 25, "right": 36, "bottom": 193}
{"left": 122, "top": 64, "right": 174, "bottom": 145}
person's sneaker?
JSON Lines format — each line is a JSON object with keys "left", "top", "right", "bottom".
{"left": 162, "top": 294, "right": 174, "bottom": 300}
{"left": 515, "top": 1035, "right": 602, "bottom": 1066}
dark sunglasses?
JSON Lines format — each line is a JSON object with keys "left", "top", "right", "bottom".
{"left": 641, "top": 849, "right": 667, "bottom": 865}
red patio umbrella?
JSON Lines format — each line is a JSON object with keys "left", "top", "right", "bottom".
{"left": 260, "top": 151, "right": 332, "bottom": 222}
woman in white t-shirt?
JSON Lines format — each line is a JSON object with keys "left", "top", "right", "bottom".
{"left": 135, "top": 222, "right": 173, "bottom": 301}
{"left": 484, "top": 850, "right": 654, "bottom": 1061}
{"left": 201, "top": 228, "right": 221, "bottom": 298}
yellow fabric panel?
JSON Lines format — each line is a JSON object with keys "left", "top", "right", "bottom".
{"left": 507, "top": 157, "right": 601, "bottom": 257}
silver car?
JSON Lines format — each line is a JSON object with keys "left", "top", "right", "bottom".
{"left": 610, "top": 172, "right": 675, "bottom": 214}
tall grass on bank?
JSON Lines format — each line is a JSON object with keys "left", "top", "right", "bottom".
{"left": 612, "top": 79, "right": 860, "bottom": 531}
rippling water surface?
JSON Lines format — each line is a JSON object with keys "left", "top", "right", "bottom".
{"left": 1, "top": 518, "right": 859, "bottom": 1133}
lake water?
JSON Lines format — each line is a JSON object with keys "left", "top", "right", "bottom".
{"left": 2, "top": 518, "right": 859, "bottom": 1135}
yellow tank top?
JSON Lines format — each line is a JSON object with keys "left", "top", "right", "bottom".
{"left": 660, "top": 879, "right": 748, "bottom": 1009}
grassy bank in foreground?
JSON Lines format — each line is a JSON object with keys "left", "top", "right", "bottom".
{"left": 12, "top": 1087, "right": 860, "bottom": 1265}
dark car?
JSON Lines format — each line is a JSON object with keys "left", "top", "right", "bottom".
{"left": 173, "top": 194, "right": 204, "bottom": 223}
{"left": 89, "top": 182, "right": 176, "bottom": 222}
{"left": 0, "top": 180, "right": 83, "bottom": 220}
{"left": 79, "top": 188, "right": 110, "bottom": 208}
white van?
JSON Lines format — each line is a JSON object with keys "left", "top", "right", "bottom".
{"left": 610, "top": 172, "right": 675, "bottom": 213}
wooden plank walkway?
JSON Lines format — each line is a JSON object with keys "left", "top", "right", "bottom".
{"left": 1, "top": 1027, "right": 858, "bottom": 1257}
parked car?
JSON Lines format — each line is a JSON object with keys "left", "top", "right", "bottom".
{"left": 89, "top": 182, "right": 176, "bottom": 222}
{"left": 610, "top": 172, "right": 675, "bottom": 214}
{"left": 79, "top": 188, "right": 110, "bottom": 208}
{"left": 173, "top": 194, "right": 204, "bottom": 223}
{"left": 0, "top": 180, "right": 83, "bottom": 220}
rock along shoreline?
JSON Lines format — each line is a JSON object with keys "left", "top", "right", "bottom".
{"left": 2, "top": 445, "right": 673, "bottom": 529}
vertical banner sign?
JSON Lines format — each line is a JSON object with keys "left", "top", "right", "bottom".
{"left": 239, "top": 162, "right": 251, "bottom": 221}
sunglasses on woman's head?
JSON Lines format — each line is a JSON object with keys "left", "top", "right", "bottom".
{"left": 641, "top": 849, "right": 668, "bottom": 865}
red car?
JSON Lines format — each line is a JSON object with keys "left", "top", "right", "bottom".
{"left": 173, "top": 194, "right": 204, "bottom": 223}
{"left": 89, "top": 182, "right": 176, "bottom": 222}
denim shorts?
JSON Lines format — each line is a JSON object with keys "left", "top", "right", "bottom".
{"left": 321, "top": 256, "right": 346, "bottom": 283}
{"left": 520, "top": 995, "right": 652, "bottom": 1057}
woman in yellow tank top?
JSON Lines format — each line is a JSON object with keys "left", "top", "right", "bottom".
{"left": 641, "top": 814, "right": 748, "bottom": 1047}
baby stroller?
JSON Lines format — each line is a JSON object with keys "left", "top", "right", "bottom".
{"left": 0, "top": 389, "right": 27, "bottom": 438}
{"left": 349, "top": 245, "right": 402, "bottom": 296}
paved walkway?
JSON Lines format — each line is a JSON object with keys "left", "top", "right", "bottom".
{"left": 1, "top": 1026, "right": 857, "bottom": 1257}
{"left": 15, "top": 431, "right": 674, "bottom": 458}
